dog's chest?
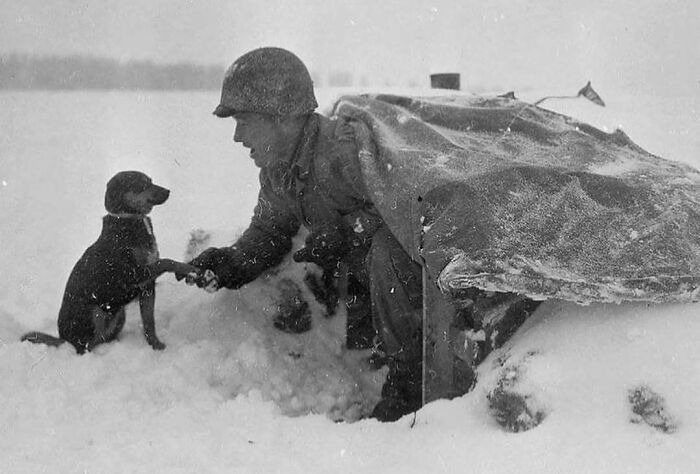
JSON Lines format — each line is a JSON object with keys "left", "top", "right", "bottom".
{"left": 142, "top": 217, "right": 159, "bottom": 264}
{"left": 138, "top": 240, "right": 159, "bottom": 265}
{"left": 124, "top": 218, "right": 159, "bottom": 266}
{"left": 133, "top": 218, "right": 159, "bottom": 265}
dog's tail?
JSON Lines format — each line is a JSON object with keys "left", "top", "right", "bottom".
{"left": 21, "top": 332, "right": 66, "bottom": 347}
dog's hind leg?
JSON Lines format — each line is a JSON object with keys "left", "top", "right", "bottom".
{"left": 103, "top": 307, "right": 126, "bottom": 341}
{"left": 86, "top": 306, "right": 122, "bottom": 351}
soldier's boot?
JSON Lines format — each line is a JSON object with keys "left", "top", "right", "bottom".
{"left": 371, "top": 358, "right": 422, "bottom": 422}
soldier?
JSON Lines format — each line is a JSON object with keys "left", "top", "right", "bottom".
{"left": 191, "top": 47, "right": 423, "bottom": 421}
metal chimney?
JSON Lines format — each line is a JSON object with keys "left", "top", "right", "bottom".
{"left": 430, "top": 73, "right": 460, "bottom": 90}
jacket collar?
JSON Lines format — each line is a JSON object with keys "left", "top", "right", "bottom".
{"left": 266, "top": 113, "right": 320, "bottom": 190}
{"left": 291, "top": 113, "right": 320, "bottom": 180}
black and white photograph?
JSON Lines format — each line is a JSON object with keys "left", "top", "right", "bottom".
{"left": 1, "top": 0, "right": 699, "bottom": 472}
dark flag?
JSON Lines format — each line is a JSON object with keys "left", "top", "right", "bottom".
{"left": 577, "top": 81, "right": 606, "bottom": 107}
{"left": 533, "top": 81, "right": 607, "bottom": 107}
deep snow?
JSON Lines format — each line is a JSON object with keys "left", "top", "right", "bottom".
{"left": 1, "top": 88, "right": 699, "bottom": 473}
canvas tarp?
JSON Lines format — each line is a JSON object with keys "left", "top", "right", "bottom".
{"left": 332, "top": 94, "right": 700, "bottom": 304}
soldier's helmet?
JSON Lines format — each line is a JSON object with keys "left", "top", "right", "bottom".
{"left": 213, "top": 47, "right": 318, "bottom": 117}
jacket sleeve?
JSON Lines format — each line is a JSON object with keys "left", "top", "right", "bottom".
{"left": 334, "top": 117, "right": 374, "bottom": 201}
{"left": 334, "top": 117, "right": 385, "bottom": 246}
{"left": 215, "top": 172, "right": 301, "bottom": 289}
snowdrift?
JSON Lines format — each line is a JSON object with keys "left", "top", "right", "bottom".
{"left": 333, "top": 94, "right": 700, "bottom": 304}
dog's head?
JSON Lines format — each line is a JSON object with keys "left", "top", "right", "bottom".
{"left": 104, "top": 171, "right": 170, "bottom": 215}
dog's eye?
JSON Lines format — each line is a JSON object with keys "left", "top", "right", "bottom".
{"left": 136, "top": 181, "right": 152, "bottom": 193}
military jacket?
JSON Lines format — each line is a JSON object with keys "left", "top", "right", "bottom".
{"left": 217, "top": 113, "right": 383, "bottom": 288}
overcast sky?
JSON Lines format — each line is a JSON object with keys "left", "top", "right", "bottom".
{"left": 1, "top": 0, "right": 698, "bottom": 95}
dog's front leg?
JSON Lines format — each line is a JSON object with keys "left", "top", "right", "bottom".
{"left": 139, "top": 282, "right": 165, "bottom": 350}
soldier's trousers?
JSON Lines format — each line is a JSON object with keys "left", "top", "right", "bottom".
{"left": 364, "top": 226, "right": 424, "bottom": 363}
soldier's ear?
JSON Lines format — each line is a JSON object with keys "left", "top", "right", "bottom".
{"left": 278, "top": 114, "right": 309, "bottom": 131}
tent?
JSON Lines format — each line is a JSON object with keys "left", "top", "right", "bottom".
{"left": 334, "top": 94, "right": 700, "bottom": 305}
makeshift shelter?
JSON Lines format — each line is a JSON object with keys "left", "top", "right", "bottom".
{"left": 333, "top": 94, "right": 700, "bottom": 400}
{"left": 333, "top": 94, "right": 700, "bottom": 305}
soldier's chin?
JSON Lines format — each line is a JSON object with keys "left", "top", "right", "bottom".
{"left": 251, "top": 152, "right": 272, "bottom": 168}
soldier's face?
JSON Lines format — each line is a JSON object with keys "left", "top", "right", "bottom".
{"left": 232, "top": 113, "right": 294, "bottom": 168}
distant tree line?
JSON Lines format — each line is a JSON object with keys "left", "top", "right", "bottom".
{"left": 0, "top": 54, "right": 226, "bottom": 90}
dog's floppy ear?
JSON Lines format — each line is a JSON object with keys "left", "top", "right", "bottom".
{"left": 105, "top": 173, "right": 127, "bottom": 213}
{"left": 104, "top": 171, "right": 151, "bottom": 213}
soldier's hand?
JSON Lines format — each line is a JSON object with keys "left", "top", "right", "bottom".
{"left": 186, "top": 269, "right": 220, "bottom": 292}
{"left": 293, "top": 227, "right": 347, "bottom": 269}
{"left": 173, "top": 263, "right": 200, "bottom": 281}
{"left": 188, "top": 247, "right": 225, "bottom": 270}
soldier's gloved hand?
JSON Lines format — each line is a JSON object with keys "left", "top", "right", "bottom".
{"left": 184, "top": 269, "right": 220, "bottom": 293}
{"left": 187, "top": 247, "right": 228, "bottom": 270}
{"left": 177, "top": 247, "right": 231, "bottom": 290}
{"left": 293, "top": 226, "right": 348, "bottom": 270}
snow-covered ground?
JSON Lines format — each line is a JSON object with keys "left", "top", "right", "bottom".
{"left": 1, "top": 88, "right": 699, "bottom": 473}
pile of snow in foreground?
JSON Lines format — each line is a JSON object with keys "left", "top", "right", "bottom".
{"left": 1, "top": 228, "right": 699, "bottom": 473}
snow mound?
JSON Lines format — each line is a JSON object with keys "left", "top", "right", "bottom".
{"left": 473, "top": 299, "right": 699, "bottom": 439}
{"left": 157, "top": 228, "right": 385, "bottom": 421}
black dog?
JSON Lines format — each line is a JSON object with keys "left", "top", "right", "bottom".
{"left": 21, "top": 171, "right": 196, "bottom": 354}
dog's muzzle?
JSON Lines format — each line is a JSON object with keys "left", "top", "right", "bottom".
{"left": 149, "top": 185, "right": 170, "bottom": 205}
